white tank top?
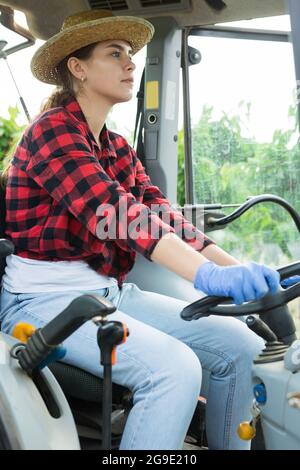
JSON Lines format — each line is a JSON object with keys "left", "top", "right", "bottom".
{"left": 2, "top": 254, "right": 118, "bottom": 293}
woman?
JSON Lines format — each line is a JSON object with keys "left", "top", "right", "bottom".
{"left": 0, "top": 9, "right": 280, "bottom": 450}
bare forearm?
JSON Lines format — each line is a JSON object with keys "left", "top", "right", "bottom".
{"left": 150, "top": 233, "right": 241, "bottom": 283}
{"left": 200, "top": 243, "right": 241, "bottom": 266}
{"left": 150, "top": 233, "right": 209, "bottom": 282}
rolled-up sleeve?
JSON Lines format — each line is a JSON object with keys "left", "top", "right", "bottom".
{"left": 26, "top": 114, "right": 174, "bottom": 260}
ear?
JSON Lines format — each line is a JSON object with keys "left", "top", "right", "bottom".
{"left": 67, "top": 57, "right": 85, "bottom": 81}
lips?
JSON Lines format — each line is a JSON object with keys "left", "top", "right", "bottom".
{"left": 121, "top": 80, "right": 134, "bottom": 88}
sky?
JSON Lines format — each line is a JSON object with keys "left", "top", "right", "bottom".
{"left": 0, "top": 12, "right": 296, "bottom": 144}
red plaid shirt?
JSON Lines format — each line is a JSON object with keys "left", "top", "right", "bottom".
{"left": 5, "top": 96, "right": 214, "bottom": 285}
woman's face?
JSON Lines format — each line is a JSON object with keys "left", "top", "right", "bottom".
{"left": 80, "top": 39, "right": 136, "bottom": 105}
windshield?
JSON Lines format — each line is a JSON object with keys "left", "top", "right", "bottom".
{"left": 186, "top": 14, "right": 300, "bottom": 331}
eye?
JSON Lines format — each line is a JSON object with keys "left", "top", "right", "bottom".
{"left": 111, "top": 51, "right": 132, "bottom": 60}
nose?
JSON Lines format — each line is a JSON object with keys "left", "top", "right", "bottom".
{"left": 125, "top": 57, "right": 136, "bottom": 72}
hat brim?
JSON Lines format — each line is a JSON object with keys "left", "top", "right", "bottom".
{"left": 31, "top": 16, "right": 154, "bottom": 85}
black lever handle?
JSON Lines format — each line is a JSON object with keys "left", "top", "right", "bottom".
{"left": 16, "top": 294, "right": 116, "bottom": 374}
{"left": 206, "top": 194, "right": 300, "bottom": 233}
{"left": 40, "top": 294, "right": 116, "bottom": 345}
{"left": 246, "top": 315, "right": 278, "bottom": 343}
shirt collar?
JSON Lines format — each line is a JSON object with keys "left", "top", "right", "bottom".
{"left": 62, "top": 95, "right": 117, "bottom": 159}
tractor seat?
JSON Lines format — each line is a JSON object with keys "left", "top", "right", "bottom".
{"left": 48, "top": 361, "right": 132, "bottom": 449}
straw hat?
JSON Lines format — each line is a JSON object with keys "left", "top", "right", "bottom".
{"left": 31, "top": 9, "right": 154, "bottom": 85}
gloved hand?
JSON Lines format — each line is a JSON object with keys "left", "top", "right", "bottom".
{"left": 194, "top": 261, "right": 280, "bottom": 305}
{"left": 281, "top": 275, "right": 300, "bottom": 288}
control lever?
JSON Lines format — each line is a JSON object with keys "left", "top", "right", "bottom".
{"left": 13, "top": 294, "right": 116, "bottom": 375}
{"left": 246, "top": 315, "right": 289, "bottom": 364}
{"left": 246, "top": 315, "right": 278, "bottom": 343}
{"left": 11, "top": 294, "right": 129, "bottom": 450}
{"left": 95, "top": 320, "right": 129, "bottom": 450}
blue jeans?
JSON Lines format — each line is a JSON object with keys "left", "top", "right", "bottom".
{"left": 0, "top": 283, "right": 264, "bottom": 450}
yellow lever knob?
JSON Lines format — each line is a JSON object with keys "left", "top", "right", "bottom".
{"left": 12, "top": 322, "right": 36, "bottom": 343}
{"left": 237, "top": 421, "right": 256, "bottom": 440}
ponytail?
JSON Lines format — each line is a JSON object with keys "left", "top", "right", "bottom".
{"left": 40, "top": 88, "right": 75, "bottom": 112}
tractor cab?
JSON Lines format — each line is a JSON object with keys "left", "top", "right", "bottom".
{"left": 0, "top": 0, "right": 299, "bottom": 451}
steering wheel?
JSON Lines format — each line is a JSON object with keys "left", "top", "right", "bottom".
{"left": 181, "top": 260, "right": 300, "bottom": 320}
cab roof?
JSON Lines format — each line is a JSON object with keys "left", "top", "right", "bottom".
{"left": 0, "top": 0, "right": 288, "bottom": 40}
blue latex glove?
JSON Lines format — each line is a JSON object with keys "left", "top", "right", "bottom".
{"left": 281, "top": 275, "right": 300, "bottom": 288}
{"left": 194, "top": 261, "right": 280, "bottom": 305}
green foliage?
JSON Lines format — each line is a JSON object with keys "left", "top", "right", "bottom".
{"left": 177, "top": 128, "right": 185, "bottom": 206}
{"left": 0, "top": 106, "right": 25, "bottom": 171}
{"left": 177, "top": 103, "right": 300, "bottom": 266}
